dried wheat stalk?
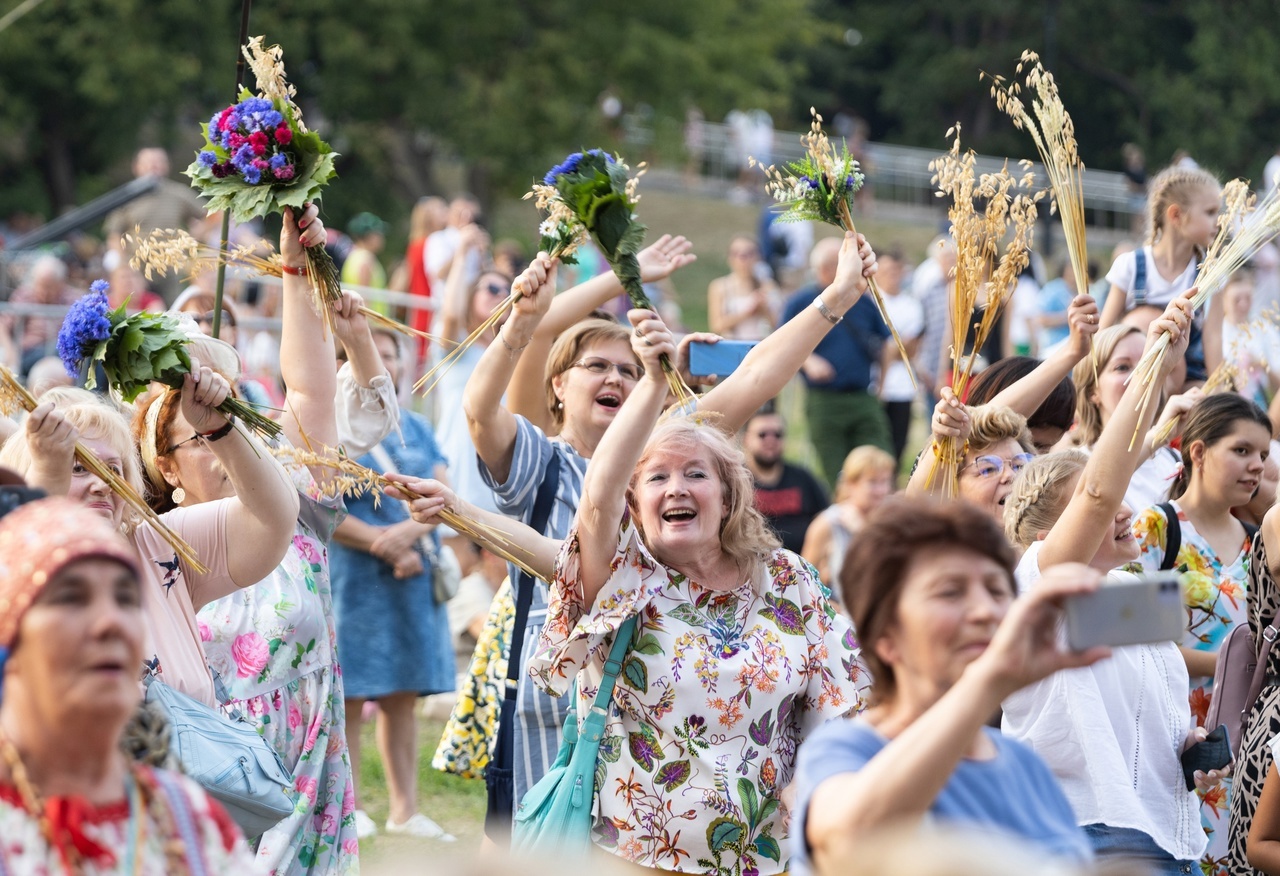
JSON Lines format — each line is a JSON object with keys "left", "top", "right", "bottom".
{"left": 0, "top": 366, "right": 206, "bottom": 571}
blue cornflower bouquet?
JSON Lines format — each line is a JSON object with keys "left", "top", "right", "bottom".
{"left": 186, "top": 36, "right": 340, "bottom": 307}
{"left": 533, "top": 150, "right": 695, "bottom": 410}
{"left": 57, "top": 282, "right": 282, "bottom": 441}
{"left": 759, "top": 110, "right": 914, "bottom": 386}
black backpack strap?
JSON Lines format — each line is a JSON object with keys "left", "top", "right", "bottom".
{"left": 505, "top": 450, "right": 562, "bottom": 686}
{"left": 1158, "top": 502, "right": 1182, "bottom": 571}
{"left": 1133, "top": 248, "right": 1148, "bottom": 306}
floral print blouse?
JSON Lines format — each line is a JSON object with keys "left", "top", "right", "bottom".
{"left": 529, "top": 514, "right": 869, "bottom": 875}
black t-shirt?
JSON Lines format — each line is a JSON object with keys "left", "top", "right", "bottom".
{"left": 752, "top": 463, "right": 829, "bottom": 554}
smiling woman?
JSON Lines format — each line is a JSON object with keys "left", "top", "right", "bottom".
{"left": 526, "top": 308, "right": 869, "bottom": 874}
{"left": 793, "top": 497, "right": 1098, "bottom": 876}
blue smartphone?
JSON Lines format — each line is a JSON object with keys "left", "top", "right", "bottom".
{"left": 688, "top": 340, "right": 757, "bottom": 378}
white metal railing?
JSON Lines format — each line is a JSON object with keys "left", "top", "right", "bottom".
{"left": 674, "top": 120, "right": 1141, "bottom": 226}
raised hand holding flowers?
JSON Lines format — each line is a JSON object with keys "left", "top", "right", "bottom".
{"left": 186, "top": 36, "right": 340, "bottom": 323}
{"left": 758, "top": 110, "right": 915, "bottom": 386}
{"left": 57, "top": 280, "right": 282, "bottom": 441}
{"left": 536, "top": 150, "right": 696, "bottom": 412}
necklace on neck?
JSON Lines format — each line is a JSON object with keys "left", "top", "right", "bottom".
{"left": 0, "top": 730, "right": 145, "bottom": 875}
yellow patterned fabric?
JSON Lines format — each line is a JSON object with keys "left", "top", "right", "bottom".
{"left": 431, "top": 577, "right": 514, "bottom": 779}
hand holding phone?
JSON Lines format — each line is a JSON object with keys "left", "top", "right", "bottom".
{"left": 1181, "top": 725, "right": 1233, "bottom": 791}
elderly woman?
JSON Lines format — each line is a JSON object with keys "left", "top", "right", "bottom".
{"left": 465, "top": 231, "right": 876, "bottom": 825}
{"left": 1001, "top": 291, "right": 1225, "bottom": 873}
{"left": 0, "top": 374, "right": 298, "bottom": 709}
{"left": 905, "top": 395, "right": 1034, "bottom": 522}
{"left": 0, "top": 497, "right": 256, "bottom": 871}
{"left": 522, "top": 307, "right": 868, "bottom": 874}
{"left": 794, "top": 498, "right": 1099, "bottom": 876}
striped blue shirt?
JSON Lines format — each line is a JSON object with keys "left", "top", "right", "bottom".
{"left": 478, "top": 415, "right": 589, "bottom": 808}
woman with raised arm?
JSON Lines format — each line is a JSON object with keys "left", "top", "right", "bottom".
{"left": 526, "top": 306, "right": 867, "bottom": 874}
{"left": 904, "top": 395, "right": 1034, "bottom": 523}
{"left": 1001, "top": 290, "right": 1225, "bottom": 873}
{"left": 1070, "top": 322, "right": 1201, "bottom": 514}
{"left": 796, "top": 500, "right": 1099, "bottom": 876}
{"left": 171, "top": 206, "right": 385, "bottom": 873}
{"left": 464, "top": 232, "right": 878, "bottom": 823}
{"left": 1, "top": 374, "right": 299, "bottom": 710}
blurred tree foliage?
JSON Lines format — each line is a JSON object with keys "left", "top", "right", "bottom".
{"left": 2, "top": 0, "right": 1280, "bottom": 231}
{"left": 0, "top": 0, "right": 816, "bottom": 224}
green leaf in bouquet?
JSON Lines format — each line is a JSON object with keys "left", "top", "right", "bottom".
{"left": 230, "top": 183, "right": 279, "bottom": 225}
{"left": 119, "top": 323, "right": 146, "bottom": 354}
{"left": 616, "top": 221, "right": 647, "bottom": 259}
{"left": 589, "top": 196, "right": 633, "bottom": 257}
{"left": 151, "top": 347, "right": 188, "bottom": 377}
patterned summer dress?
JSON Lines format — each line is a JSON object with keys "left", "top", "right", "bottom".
{"left": 1135, "top": 501, "right": 1252, "bottom": 876}
{"left": 198, "top": 467, "right": 358, "bottom": 875}
{"left": 1227, "top": 530, "right": 1279, "bottom": 876}
{"left": 529, "top": 514, "right": 869, "bottom": 875}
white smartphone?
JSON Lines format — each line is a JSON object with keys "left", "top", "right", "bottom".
{"left": 1064, "top": 571, "right": 1186, "bottom": 650}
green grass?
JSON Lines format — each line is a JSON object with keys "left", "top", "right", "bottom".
{"left": 356, "top": 717, "right": 488, "bottom": 873}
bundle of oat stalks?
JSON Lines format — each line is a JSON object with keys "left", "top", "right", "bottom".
{"left": 986, "top": 50, "right": 1093, "bottom": 371}
{"left": 927, "top": 127, "right": 1042, "bottom": 498}
{"left": 126, "top": 227, "right": 452, "bottom": 346}
{"left": 0, "top": 366, "right": 205, "bottom": 571}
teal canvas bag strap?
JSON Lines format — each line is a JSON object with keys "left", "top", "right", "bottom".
{"left": 513, "top": 614, "right": 639, "bottom": 856}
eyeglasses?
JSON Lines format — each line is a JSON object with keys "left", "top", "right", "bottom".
{"left": 729, "top": 248, "right": 758, "bottom": 260}
{"left": 193, "top": 310, "right": 235, "bottom": 329}
{"left": 753, "top": 429, "right": 785, "bottom": 440}
{"left": 167, "top": 433, "right": 206, "bottom": 453}
{"left": 960, "top": 453, "right": 1034, "bottom": 479}
{"left": 571, "top": 357, "right": 642, "bottom": 382}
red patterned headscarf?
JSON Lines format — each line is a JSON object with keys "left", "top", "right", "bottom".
{"left": 0, "top": 497, "right": 141, "bottom": 691}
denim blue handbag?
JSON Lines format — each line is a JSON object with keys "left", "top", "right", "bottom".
{"left": 143, "top": 674, "right": 295, "bottom": 838}
{"left": 512, "top": 615, "right": 638, "bottom": 857}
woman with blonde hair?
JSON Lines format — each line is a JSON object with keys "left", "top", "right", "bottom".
{"left": 1070, "top": 322, "right": 1200, "bottom": 514}
{"left": 802, "top": 445, "right": 895, "bottom": 594}
{"left": 906, "top": 395, "right": 1034, "bottom": 522}
{"left": 0, "top": 374, "right": 298, "bottom": 709}
{"left": 526, "top": 307, "right": 868, "bottom": 873}
{"left": 1002, "top": 291, "right": 1225, "bottom": 873}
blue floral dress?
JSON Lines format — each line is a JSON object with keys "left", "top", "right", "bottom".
{"left": 529, "top": 514, "right": 869, "bottom": 875}
{"left": 198, "top": 467, "right": 358, "bottom": 875}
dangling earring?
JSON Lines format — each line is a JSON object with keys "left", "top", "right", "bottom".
{"left": 171, "top": 487, "right": 186, "bottom": 505}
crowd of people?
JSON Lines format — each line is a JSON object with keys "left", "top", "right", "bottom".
{"left": 6, "top": 140, "right": 1280, "bottom": 876}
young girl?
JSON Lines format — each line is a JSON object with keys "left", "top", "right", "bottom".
{"left": 1134, "top": 392, "right": 1273, "bottom": 875}
{"left": 1100, "top": 165, "right": 1224, "bottom": 384}
{"left": 801, "top": 444, "right": 895, "bottom": 597}
{"left": 1071, "top": 323, "right": 1200, "bottom": 514}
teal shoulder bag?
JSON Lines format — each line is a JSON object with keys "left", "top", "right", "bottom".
{"left": 512, "top": 615, "right": 638, "bottom": 857}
